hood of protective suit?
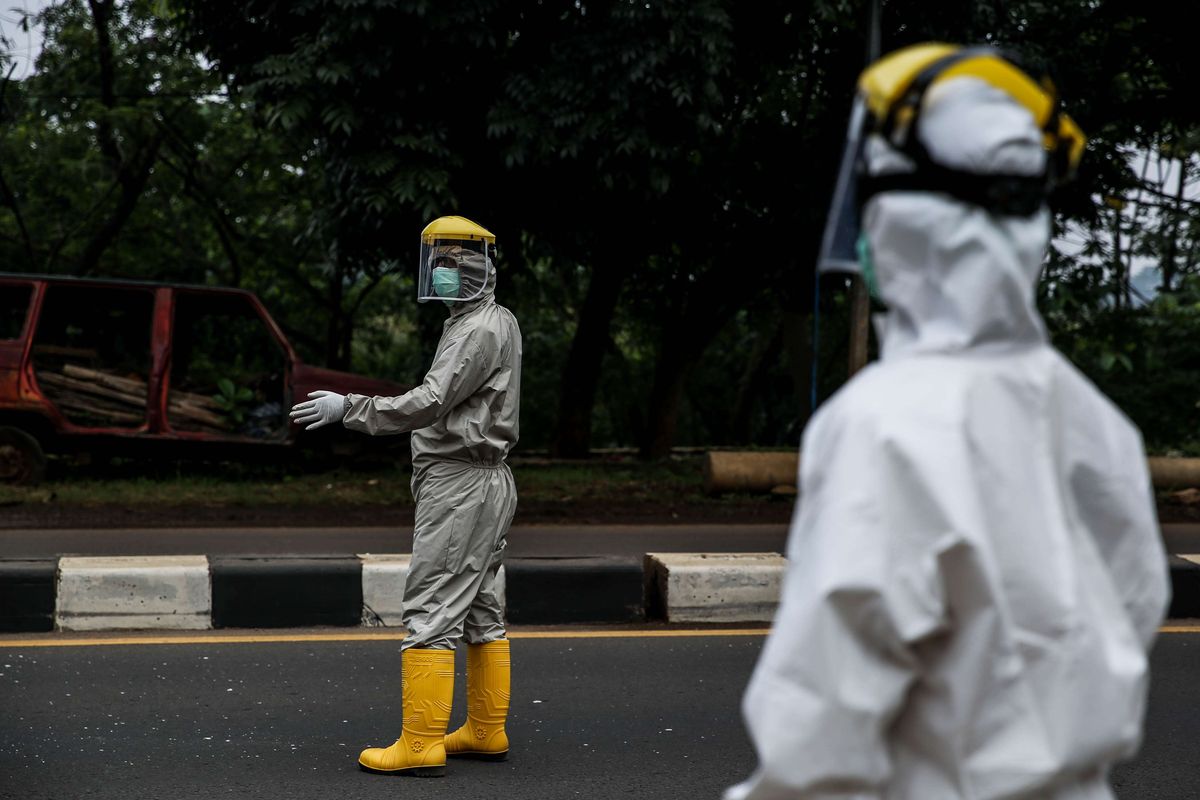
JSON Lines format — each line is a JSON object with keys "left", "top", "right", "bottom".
{"left": 449, "top": 251, "right": 497, "bottom": 318}
{"left": 863, "top": 76, "right": 1052, "bottom": 359}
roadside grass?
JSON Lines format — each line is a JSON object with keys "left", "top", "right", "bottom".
{"left": 0, "top": 471, "right": 411, "bottom": 507}
{"left": 0, "top": 455, "right": 756, "bottom": 509}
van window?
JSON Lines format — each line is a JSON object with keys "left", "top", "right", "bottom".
{"left": 0, "top": 283, "right": 32, "bottom": 340}
{"left": 31, "top": 285, "right": 153, "bottom": 429}
{"left": 169, "top": 292, "right": 287, "bottom": 439}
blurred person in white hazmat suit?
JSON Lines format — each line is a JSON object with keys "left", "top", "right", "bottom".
{"left": 725, "top": 44, "right": 1170, "bottom": 800}
{"left": 290, "top": 215, "right": 520, "bottom": 777}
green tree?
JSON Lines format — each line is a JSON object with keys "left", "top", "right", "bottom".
{"left": 171, "top": 0, "right": 864, "bottom": 453}
{"left": 174, "top": 0, "right": 514, "bottom": 369}
{"left": 0, "top": 1, "right": 334, "bottom": 366}
{"left": 824, "top": 1, "right": 1200, "bottom": 454}
{"left": 13, "top": 0, "right": 1194, "bottom": 458}
{"left": 0, "top": 2, "right": 312, "bottom": 290}
{"left": 479, "top": 1, "right": 742, "bottom": 456}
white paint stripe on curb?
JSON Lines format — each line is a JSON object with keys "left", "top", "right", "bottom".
{"left": 647, "top": 552, "right": 786, "bottom": 623}
{"left": 357, "top": 554, "right": 507, "bottom": 628}
{"left": 56, "top": 556, "right": 212, "bottom": 632}
{"left": 359, "top": 554, "right": 410, "bottom": 627}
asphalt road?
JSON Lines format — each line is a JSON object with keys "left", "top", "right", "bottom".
{"left": 4, "top": 523, "right": 1200, "bottom": 559}
{"left": 0, "top": 523, "right": 791, "bottom": 558}
{"left": 0, "top": 628, "right": 1197, "bottom": 799}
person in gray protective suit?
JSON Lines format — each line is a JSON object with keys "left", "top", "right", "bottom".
{"left": 289, "top": 215, "right": 520, "bottom": 778}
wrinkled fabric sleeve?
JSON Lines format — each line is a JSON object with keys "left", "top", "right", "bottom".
{"left": 342, "top": 332, "right": 492, "bottom": 435}
{"left": 1069, "top": 427, "right": 1171, "bottom": 650}
{"left": 725, "top": 412, "right": 945, "bottom": 800}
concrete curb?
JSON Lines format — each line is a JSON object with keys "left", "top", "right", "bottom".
{"left": 3, "top": 553, "right": 1199, "bottom": 633}
{"left": 57, "top": 555, "right": 210, "bottom": 631}
{"left": 210, "top": 556, "right": 362, "bottom": 629}
{"left": 0, "top": 559, "right": 56, "bottom": 632}
{"left": 360, "top": 553, "right": 414, "bottom": 627}
{"left": 358, "top": 554, "right": 509, "bottom": 627}
{"left": 0, "top": 554, "right": 667, "bottom": 632}
{"left": 506, "top": 557, "right": 644, "bottom": 624}
{"left": 645, "top": 553, "right": 786, "bottom": 623}
{"left": 1170, "top": 555, "right": 1200, "bottom": 618}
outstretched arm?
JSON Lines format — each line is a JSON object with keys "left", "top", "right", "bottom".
{"left": 342, "top": 333, "right": 492, "bottom": 436}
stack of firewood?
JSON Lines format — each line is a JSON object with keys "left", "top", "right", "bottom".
{"left": 36, "top": 363, "right": 230, "bottom": 432}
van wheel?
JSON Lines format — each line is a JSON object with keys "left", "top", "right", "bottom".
{"left": 0, "top": 427, "right": 46, "bottom": 485}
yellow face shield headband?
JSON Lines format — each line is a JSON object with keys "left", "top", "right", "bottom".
{"left": 861, "top": 43, "right": 1085, "bottom": 190}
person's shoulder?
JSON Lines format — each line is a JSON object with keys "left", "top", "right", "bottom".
{"left": 481, "top": 301, "right": 522, "bottom": 343}
{"left": 1048, "top": 349, "right": 1131, "bottom": 415}
{"left": 457, "top": 301, "right": 517, "bottom": 348}
{"left": 811, "top": 358, "right": 972, "bottom": 436}
{"left": 488, "top": 299, "right": 519, "bottom": 324}
{"left": 803, "top": 364, "right": 908, "bottom": 464}
{"left": 1046, "top": 349, "right": 1145, "bottom": 453}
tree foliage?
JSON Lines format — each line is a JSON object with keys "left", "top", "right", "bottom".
{"left": 3, "top": 0, "right": 1199, "bottom": 456}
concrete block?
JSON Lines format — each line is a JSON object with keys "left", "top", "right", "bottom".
{"left": 0, "top": 559, "right": 58, "bottom": 632}
{"left": 209, "top": 556, "right": 361, "bottom": 628}
{"left": 506, "top": 557, "right": 642, "bottom": 623}
{"left": 645, "top": 552, "right": 786, "bottom": 623}
{"left": 360, "top": 554, "right": 410, "bottom": 627}
{"left": 1170, "top": 555, "right": 1200, "bottom": 618}
{"left": 359, "top": 554, "right": 506, "bottom": 627}
{"left": 57, "top": 556, "right": 211, "bottom": 631}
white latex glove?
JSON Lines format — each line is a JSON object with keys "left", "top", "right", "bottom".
{"left": 289, "top": 390, "right": 347, "bottom": 430}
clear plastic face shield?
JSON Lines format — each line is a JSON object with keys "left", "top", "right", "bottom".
{"left": 817, "top": 98, "right": 869, "bottom": 276}
{"left": 417, "top": 237, "right": 494, "bottom": 305}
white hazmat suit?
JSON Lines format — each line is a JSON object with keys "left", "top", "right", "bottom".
{"left": 726, "top": 77, "right": 1170, "bottom": 800}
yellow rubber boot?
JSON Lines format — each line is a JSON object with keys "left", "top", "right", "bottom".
{"left": 445, "top": 639, "right": 511, "bottom": 761}
{"left": 358, "top": 648, "right": 455, "bottom": 776}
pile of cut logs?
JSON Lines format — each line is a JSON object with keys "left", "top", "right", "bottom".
{"left": 36, "top": 363, "right": 230, "bottom": 432}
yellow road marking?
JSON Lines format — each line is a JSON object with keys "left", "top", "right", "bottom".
{"left": 1, "top": 625, "right": 1197, "bottom": 649}
{"left": 515, "top": 629, "right": 768, "bottom": 640}
{"left": 0, "top": 628, "right": 770, "bottom": 649}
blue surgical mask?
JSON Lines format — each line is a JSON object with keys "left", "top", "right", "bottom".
{"left": 855, "top": 233, "right": 882, "bottom": 301}
{"left": 431, "top": 267, "right": 460, "bottom": 305}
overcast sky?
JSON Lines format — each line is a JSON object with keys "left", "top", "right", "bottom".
{"left": 1, "top": 0, "right": 52, "bottom": 80}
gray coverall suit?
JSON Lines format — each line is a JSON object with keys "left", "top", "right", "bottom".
{"left": 343, "top": 284, "right": 521, "bottom": 650}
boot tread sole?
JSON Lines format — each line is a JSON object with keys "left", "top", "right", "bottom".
{"left": 357, "top": 761, "right": 447, "bottom": 777}
{"left": 447, "top": 750, "right": 509, "bottom": 762}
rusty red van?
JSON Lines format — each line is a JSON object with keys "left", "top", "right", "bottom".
{"left": 0, "top": 274, "right": 410, "bottom": 484}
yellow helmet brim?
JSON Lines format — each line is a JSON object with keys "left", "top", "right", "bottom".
{"left": 421, "top": 215, "right": 496, "bottom": 245}
{"left": 858, "top": 43, "right": 1085, "bottom": 177}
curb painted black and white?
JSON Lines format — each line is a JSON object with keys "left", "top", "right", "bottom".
{"left": 3, "top": 553, "right": 1198, "bottom": 633}
{"left": 2, "top": 553, "right": 771, "bottom": 633}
